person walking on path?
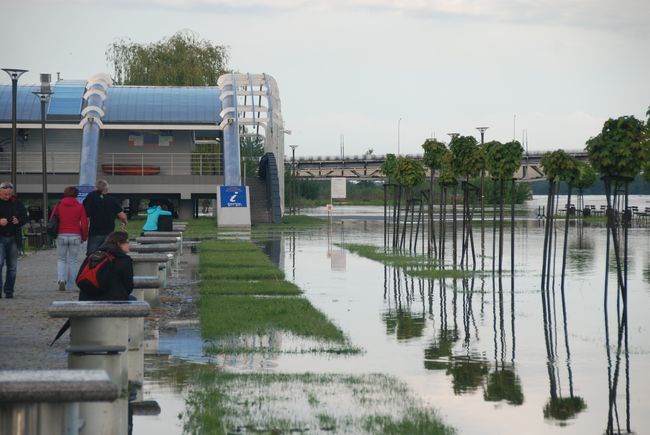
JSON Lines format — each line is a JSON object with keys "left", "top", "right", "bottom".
{"left": 51, "top": 186, "right": 88, "bottom": 292}
{"left": 0, "top": 182, "right": 27, "bottom": 299}
{"left": 142, "top": 200, "right": 172, "bottom": 232}
{"left": 83, "top": 179, "right": 127, "bottom": 255}
{"left": 78, "top": 231, "right": 134, "bottom": 301}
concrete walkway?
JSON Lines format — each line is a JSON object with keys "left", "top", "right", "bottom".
{"left": 0, "top": 248, "right": 78, "bottom": 369}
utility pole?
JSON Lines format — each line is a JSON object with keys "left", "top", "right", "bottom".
{"left": 289, "top": 144, "right": 298, "bottom": 215}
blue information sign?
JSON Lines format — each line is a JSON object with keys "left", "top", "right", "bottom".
{"left": 77, "top": 184, "right": 94, "bottom": 204}
{"left": 220, "top": 185, "right": 247, "bottom": 208}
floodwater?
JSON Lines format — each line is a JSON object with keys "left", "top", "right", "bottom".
{"left": 135, "top": 196, "right": 650, "bottom": 435}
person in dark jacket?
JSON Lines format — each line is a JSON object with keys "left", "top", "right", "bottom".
{"left": 78, "top": 231, "right": 134, "bottom": 301}
{"left": 0, "top": 181, "right": 27, "bottom": 298}
{"left": 52, "top": 186, "right": 88, "bottom": 291}
{"left": 83, "top": 180, "right": 128, "bottom": 255}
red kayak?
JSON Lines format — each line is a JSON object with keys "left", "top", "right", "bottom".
{"left": 102, "top": 164, "right": 161, "bottom": 175}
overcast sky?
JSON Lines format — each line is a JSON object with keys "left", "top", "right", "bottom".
{"left": 1, "top": 0, "right": 649, "bottom": 156}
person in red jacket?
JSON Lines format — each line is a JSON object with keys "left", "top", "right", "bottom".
{"left": 51, "top": 186, "right": 88, "bottom": 291}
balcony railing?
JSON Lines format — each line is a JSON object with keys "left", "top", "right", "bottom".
{"left": 0, "top": 152, "right": 224, "bottom": 176}
{"left": 0, "top": 152, "right": 80, "bottom": 174}
{"left": 99, "top": 153, "right": 223, "bottom": 176}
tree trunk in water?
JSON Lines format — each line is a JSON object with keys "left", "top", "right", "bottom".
{"left": 453, "top": 184, "right": 458, "bottom": 268}
{"left": 498, "top": 179, "right": 505, "bottom": 274}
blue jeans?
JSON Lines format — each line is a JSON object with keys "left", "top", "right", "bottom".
{"left": 57, "top": 234, "right": 81, "bottom": 290}
{"left": 0, "top": 236, "right": 18, "bottom": 295}
{"left": 86, "top": 234, "right": 107, "bottom": 256}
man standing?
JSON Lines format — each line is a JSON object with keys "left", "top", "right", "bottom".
{"left": 83, "top": 179, "right": 128, "bottom": 255}
{"left": 0, "top": 182, "right": 27, "bottom": 298}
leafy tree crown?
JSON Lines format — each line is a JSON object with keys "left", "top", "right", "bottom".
{"left": 585, "top": 116, "right": 648, "bottom": 179}
{"left": 421, "top": 139, "right": 448, "bottom": 171}
{"left": 106, "top": 30, "right": 230, "bottom": 86}
{"left": 541, "top": 150, "right": 579, "bottom": 183}
{"left": 484, "top": 140, "right": 523, "bottom": 180}
{"left": 449, "top": 135, "right": 482, "bottom": 179}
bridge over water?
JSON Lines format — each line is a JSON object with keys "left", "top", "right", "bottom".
{"left": 286, "top": 150, "right": 589, "bottom": 181}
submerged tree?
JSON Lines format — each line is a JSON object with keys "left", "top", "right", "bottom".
{"left": 449, "top": 135, "right": 482, "bottom": 268}
{"left": 586, "top": 115, "right": 648, "bottom": 434}
{"left": 484, "top": 140, "right": 523, "bottom": 273}
{"left": 437, "top": 150, "right": 457, "bottom": 263}
{"left": 422, "top": 139, "right": 448, "bottom": 256}
{"left": 381, "top": 155, "right": 426, "bottom": 250}
{"left": 540, "top": 150, "right": 578, "bottom": 291}
{"left": 572, "top": 161, "right": 598, "bottom": 212}
{"left": 107, "top": 30, "right": 230, "bottom": 86}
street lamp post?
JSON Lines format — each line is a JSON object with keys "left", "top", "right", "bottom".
{"left": 476, "top": 127, "right": 489, "bottom": 259}
{"left": 2, "top": 68, "right": 28, "bottom": 190}
{"left": 289, "top": 144, "right": 298, "bottom": 215}
{"left": 33, "top": 74, "right": 53, "bottom": 226}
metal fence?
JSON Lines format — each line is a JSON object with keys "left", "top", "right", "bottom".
{"left": 0, "top": 152, "right": 224, "bottom": 176}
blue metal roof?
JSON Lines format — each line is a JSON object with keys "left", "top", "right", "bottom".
{"left": 47, "top": 80, "right": 85, "bottom": 120}
{"left": 1, "top": 83, "right": 222, "bottom": 125}
{"left": 102, "top": 86, "right": 222, "bottom": 125}
{"left": 0, "top": 85, "right": 46, "bottom": 123}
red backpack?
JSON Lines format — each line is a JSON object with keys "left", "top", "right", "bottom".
{"left": 76, "top": 251, "right": 115, "bottom": 295}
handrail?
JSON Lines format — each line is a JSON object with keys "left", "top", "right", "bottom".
{"left": 0, "top": 152, "right": 224, "bottom": 176}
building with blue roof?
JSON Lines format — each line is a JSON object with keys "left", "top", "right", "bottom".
{"left": 0, "top": 73, "right": 285, "bottom": 223}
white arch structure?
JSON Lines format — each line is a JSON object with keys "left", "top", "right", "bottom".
{"left": 218, "top": 73, "right": 285, "bottom": 209}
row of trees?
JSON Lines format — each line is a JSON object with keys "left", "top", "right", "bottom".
{"left": 381, "top": 135, "right": 524, "bottom": 274}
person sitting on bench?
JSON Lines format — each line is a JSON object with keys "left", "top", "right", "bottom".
{"left": 142, "top": 200, "right": 172, "bottom": 232}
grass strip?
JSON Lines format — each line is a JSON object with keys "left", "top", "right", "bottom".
{"left": 340, "top": 243, "right": 477, "bottom": 279}
{"left": 199, "top": 239, "right": 352, "bottom": 352}
{"left": 200, "top": 295, "right": 345, "bottom": 342}
{"left": 338, "top": 243, "right": 436, "bottom": 268}
{"left": 182, "top": 372, "right": 455, "bottom": 435}
{"left": 201, "top": 279, "right": 301, "bottom": 296}
{"left": 201, "top": 266, "right": 284, "bottom": 280}
{"left": 199, "top": 250, "right": 276, "bottom": 268}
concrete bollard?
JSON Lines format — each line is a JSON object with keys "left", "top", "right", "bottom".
{"left": 135, "top": 236, "right": 182, "bottom": 255}
{"left": 48, "top": 301, "right": 150, "bottom": 435}
{"left": 0, "top": 369, "right": 118, "bottom": 435}
{"left": 133, "top": 276, "right": 162, "bottom": 307}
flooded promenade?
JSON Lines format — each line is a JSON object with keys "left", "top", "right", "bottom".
{"left": 130, "top": 196, "right": 650, "bottom": 434}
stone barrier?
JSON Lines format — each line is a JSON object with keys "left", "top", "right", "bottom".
{"left": 48, "top": 301, "right": 150, "bottom": 435}
{"left": 0, "top": 369, "right": 118, "bottom": 435}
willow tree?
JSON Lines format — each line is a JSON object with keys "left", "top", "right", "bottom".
{"left": 484, "top": 140, "right": 523, "bottom": 273}
{"left": 422, "top": 139, "right": 448, "bottom": 256}
{"left": 106, "top": 30, "right": 230, "bottom": 86}
{"left": 449, "top": 135, "right": 482, "bottom": 268}
{"left": 586, "top": 115, "right": 648, "bottom": 434}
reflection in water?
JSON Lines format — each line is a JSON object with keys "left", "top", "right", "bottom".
{"left": 602, "top": 179, "right": 632, "bottom": 434}
{"left": 540, "top": 222, "right": 586, "bottom": 424}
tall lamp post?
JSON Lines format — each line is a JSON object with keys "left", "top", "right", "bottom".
{"left": 476, "top": 127, "right": 489, "bottom": 258}
{"left": 289, "top": 144, "right": 298, "bottom": 215}
{"left": 2, "top": 68, "right": 28, "bottom": 190}
{"left": 33, "top": 74, "right": 53, "bottom": 224}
